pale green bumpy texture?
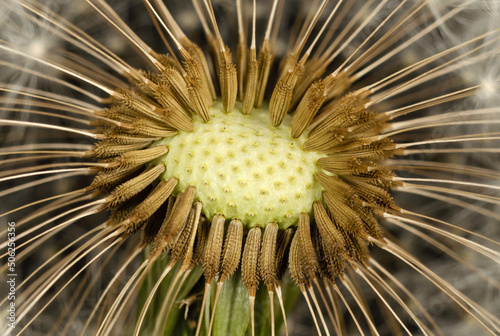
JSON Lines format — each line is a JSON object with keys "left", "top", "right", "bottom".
{"left": 154, "top": 102, "right": 324, "bottom": 229}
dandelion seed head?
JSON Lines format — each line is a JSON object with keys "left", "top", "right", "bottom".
{"left": 1, "top": 0, "right": 499, "bottom": 335}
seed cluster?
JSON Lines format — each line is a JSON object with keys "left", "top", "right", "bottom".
{"left": 86, "top": 43, "right": 402, "bottom": 333}
{"left": 3, "top": 0, "right": 498, "bottom": 335}
{"left": 82, "top": 3, "right": 404, "bottom": 334}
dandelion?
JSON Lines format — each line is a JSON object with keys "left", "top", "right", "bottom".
{"left": 1, "top": 0, "right": 499, "bottom": 335}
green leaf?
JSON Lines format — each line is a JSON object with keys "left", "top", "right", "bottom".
{"left": 212, "top": 273, "right": 250, "bottom": 336}
{"left": 137, "top": 250, "right": 300, "bottom": 336}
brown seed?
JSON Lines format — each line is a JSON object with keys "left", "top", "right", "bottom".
{"left": 106, "top": 189, "right": 148, "bottom": 227}
{"left": 132, "top": 69, "right": 160, "bottom": 96}
{"left": 191, "top": 216, "right": 210, "bottom": 267}
{"left": 322, "top": 192, "right": 364, "bottom": 236}
{"left": 153, "top": 85, "right": 192, "bottom": 120}
{"left": 153, "top": 185, "right": 197, "bottom": 254}
{"left": 355, "top": 206, "right": 384, "bottom": 240}
{"left": 259, "top": 222, "right": 279, "bottom": 289}
{"left": 313, "top": 226, "right": 345, "bottom": 281}
{"left": 254, "top": 41, "right": 273, "bottom": 108}
{"left": 113, "top": 89, "right": 168, "bottom": 124}
{"left": 313, "top": 201, "right": 347, "bottom": 253}
{"left": 92, "top": 141, "right": 151, "bottom": 159}
{"left": 181, "top": 38, "right": 217, "bottom": 100}
{"left": 157, "top": 106, "right": 194, "bottom": 132}
{"left": 160, "top": 66, "right": 193, "bottom": 114}
{"left": 241, "top": 226, "right": 262, "bottom": 297}
{"left": 140, "top": 203, "right": 168, "bottom": 246}
{"left": 125, "top": 177, "right": 178, "bottom": 234}
{"left": 103, "top": 131, "right": 160, "bottom": 145}
{"left": 170, "top": 205, "right": 198, "bottom": 264}
{"left": 316, "top": 157, "right": 364, "bottom": 176}
{"left": 275, "top": 228, "right": 294, "bottom": 283}
{"left": 291, "top": 58, "right": 328, "bottom": 107}
{"left": 219, "top": 47, "right": 238, "bottom": 113}
{"left": 290, "top": 77, "right": 332, "bottom": 138}
{"left": 242, "top": 48, "right": 258, "bottom": 115}
{"left": 182, "top": 50, "right": 212, "bottom": 122}
{"left": 325, "top": 138, "right": 396, "bottom": 159}
{"left": 308, "top": 92, "right": 365, "bottom": 137}
{"left": 342, "top": 176, "right": 395, "bottom": 209}
{"left": 219, "top": 219, "right": 244, "bottom": 282}
{"left": 123, "top": 120, "right": 177, "bottom": 138}
{"left": 106, "top": 164, "right": 166, "bottom": 208}
{"left": 90, "top": 166, "right": 142, "bottom": 191}
{"left": 109, "top": 145, "right": 168, "bottom": 169}
{"left": 289, "top": 213, "right": 317, "bottom": 287}
{"left": 96, "top": 106, "right": 135, "bottom": 123}
{"left": 322, "top": 192, "right": 371, "bottom": 262}
{"left": 236, "top": 40, "right": 247, "bottom": 101}
{"left": 203, "top": 214, "right": 226, "bottom": 283}
{"left": 303, "top": 128, "right": 345, "bottom": 153}
{"left": 180, "top": 202, "right": 203, "bottom": 270}
{"left": 314, "top": 171, "right": 356, "bottom": 203}
{"left": 269, "top": 61, "right": 305, "bottom": 127}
